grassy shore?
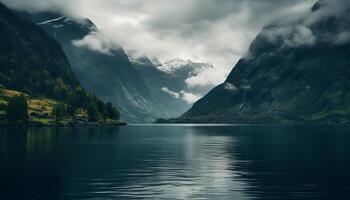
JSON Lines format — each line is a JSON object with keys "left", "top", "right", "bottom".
{"left": 0, "top": 88, "right": 126, "bottom": 127}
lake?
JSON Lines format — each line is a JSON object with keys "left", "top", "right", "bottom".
{"left": 1, "top": 125, "right": 350, "bottom": 199}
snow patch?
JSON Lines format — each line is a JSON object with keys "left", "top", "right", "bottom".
{"left": 224, "top": 83, "right": 238, "bottom": 92}
{"left": 38, "top": 16, "right": 64, "bottom": 25}
{"left": 158, "top": 59, "right": 212, "bottom": 74}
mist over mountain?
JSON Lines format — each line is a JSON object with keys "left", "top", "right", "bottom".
{"left": 1, "top": 0, "right": 317, "bottom": 92}
{"left": 166, "top": 0, "right": 350, "bottom": 124}
{"left": 2, "top": 0, "right": 348, "bottom": 124}
{"left": 130, "top": 57, "right": 213, "bottom": 117}
{"left": 17, "top": 12, "right": 211, "bottom": 122}
{"left": 17, "top": 12, "right": 160, "bottom": 122}
{"left": 1, "top": 1, "right": 350, "bottom": 199}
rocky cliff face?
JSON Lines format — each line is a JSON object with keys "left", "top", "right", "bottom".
{"left": 169, "top": 0, "right": 350, "bottom": 124}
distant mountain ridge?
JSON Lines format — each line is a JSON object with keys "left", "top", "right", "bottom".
{"left": 22, "top": 12, "right": 166, "bottom": 122}
{"left": 19, "top": 12, "right": 212, "bottom": 122}
{"left": 159, "top": 59, "right": 212, "bottom": 75}
{"left": 130, "top": 56, "right": 213, "bottom": 117}
{"left": 166, "top": 0, "right": 350, "bottom": 124}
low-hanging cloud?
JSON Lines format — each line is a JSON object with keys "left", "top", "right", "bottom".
{"left": 262, "top": 25, "right": 316, "bottom": 48}
{"left": 185, "top": 67, "right": 227, "bottom": 88}
{"left": 260, "top": 0, "right": 350, "bottom": 48}
{"left": 72, "top": 31, "right": 119, "bottom": 55}
{"left": 161, "top": 87, "right": 200, "bottom": 104}
{"left": 0, "top": 0, "right": 78, "bottom": 17}
{"left": 1, "top": 0, "right": 319, "bottom": 89}
{"left": 180, "top": 91, "right": 201, "bottom": 104}
{"left": 161, "top": 87, "right": 180, "bottom": 99}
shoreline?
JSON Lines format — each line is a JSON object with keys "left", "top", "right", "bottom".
{"left": 0, "top": 121, "right": 127, "bottom": 127}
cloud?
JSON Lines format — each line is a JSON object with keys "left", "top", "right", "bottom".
{"left": 0, "top": 0, "right": 317, "bottom": 90}
{"left": 290, "top": 25, "right": 316, "bottom": 47}
{"left": 304, "top": 0, "right": 350, "bottom": 26}
{"left": 0, "top": 0, "right": 79, "bottom": 17}
{"left": 179, "top": 91, "right": 201, "bottom": 104}
{"left": 262, "top": 25, "right": 316, "bottom": 48}
{"left": 260, "top": 0, "right": 350, "bottom": 48}
{"left": 185, "top": 67, "right": 229, "bottom": 88}
{"left": 72, "top": 31, "right": 118, "bottom": 55}
{"left": 161, "top": 87, "right": 180, "bottom": 99}
{"left": 161, "top": 87, "right": 200, "bottom": 104}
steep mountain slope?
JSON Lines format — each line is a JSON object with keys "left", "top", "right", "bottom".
{"left": 19, "top": 12, "right": 170, "bottom": 122}
{"left": 131, "top": 57, "right": 214, "bottom": 117}
{"left": 19, "top": 11, "right": 215, "bottom": 122}
{"left": 0, "top": 3, "right": 120, "bottom": 124}
{"left": 169, "top": 0, "right": 350, "bottom": 124}
{"left": 0, "top": 4, "right": 80, "bottom": 100}
{"left": 130, "top": 57, "right": 189, "bottom": 117}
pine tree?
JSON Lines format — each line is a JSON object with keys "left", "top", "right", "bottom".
{"left": 5, "top": 95, "right": 28, "bottom": 124}
{"left": 106, "top": 103, "right": 119, "bottom": 120}
{"left": 87, "top": 104, "right": 99, "bottom": 122}
{"left": 53, "top": 103, "right": 66, "bottom": 120}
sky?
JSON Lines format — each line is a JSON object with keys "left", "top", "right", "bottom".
{"left": 1, "top": 0, "right": 317, "bottom": 89}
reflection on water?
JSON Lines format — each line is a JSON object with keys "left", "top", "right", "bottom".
{"left": 0, "top": 125, "right": 350, "bottom": 199}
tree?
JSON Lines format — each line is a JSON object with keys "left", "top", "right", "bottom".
{"left": 87, "top": 104, "right": 99, "bottom": 122}
{"left": 105, "top": 102, "right": 119, "bottom": 120}
{"left": 66, "top": 105, "right": 76, "bottom": 119}
{"left": 53, "top": 103, "right": 66, "bottom": 120}
{"left": 5, "top": 95, "right": 28, "bottom": 124}
{"left": 69, "top": 87, "right": 87, "bottom": 108}
{"left": 96, "top": 100, "right": 106, "bottom": 118}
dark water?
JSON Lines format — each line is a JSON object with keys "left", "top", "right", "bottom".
{"left": 1, "top": 125, "right": 350, "bottom": 200}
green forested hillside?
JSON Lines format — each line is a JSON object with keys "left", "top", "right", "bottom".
{"left": 0, "top": 3, "right": 80, "bottom": 100}
{"left": 0, "top": 3, "right": 121, "bottom": 125}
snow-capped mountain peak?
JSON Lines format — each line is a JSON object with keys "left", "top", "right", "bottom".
{"left": 158, "top": 59, "right": 213, "bottom": 76}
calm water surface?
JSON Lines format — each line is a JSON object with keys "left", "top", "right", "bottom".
{"left": 0, "top": 125, "right": 350, "bottom": 200}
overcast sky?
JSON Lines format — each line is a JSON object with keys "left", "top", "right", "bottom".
{"left": 1, "top": 0, "right": 317, "bottom": 88}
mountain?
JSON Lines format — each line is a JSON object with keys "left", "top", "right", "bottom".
{"left": 167, "top": 0, "right": 350, "bottom": 124}
{"left": 0, "top": 4, "right": 80, "bottom": 100}
{"left": 0, "top": 3, "right": 120, "bottom": 124}
{"left": 158, "top": 59, "right": 214, "bottom": 95}
{"left": 129, "top": 56, "right": 189, "bottom": 117}
{"left": 18, "top": 12, "right": 171, "bottom": 122}
{"left": 159, "top": 59, "right": 211, "bottom": 78}
{"left": 130, "top": 57, "right": 214, "bottom": 117}
{"left": 18, "top": 11, "right": 214, "bottom": 122}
